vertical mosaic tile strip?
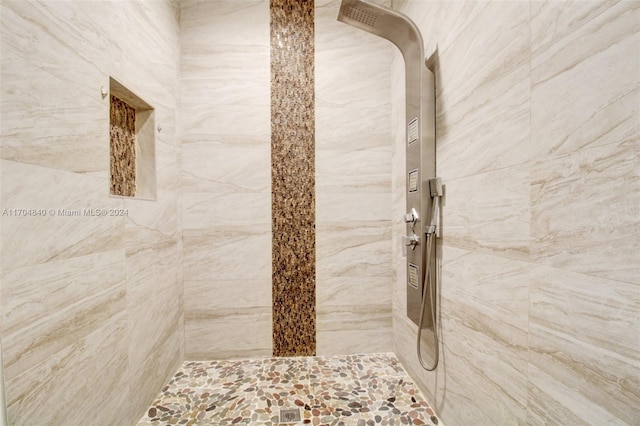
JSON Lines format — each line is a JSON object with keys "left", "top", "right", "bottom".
{"left": 270, "top": 0, "right": 316, "bottom": 357}
{"left": 137, "top": 353, "right": 442, "bottom": 426}
{"left": 110, "top": 95, "right": 136, "bottom": 196}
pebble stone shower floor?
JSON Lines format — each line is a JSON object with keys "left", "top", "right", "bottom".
{"left": 137, "top": 353, "right": 441, "bottom": 426}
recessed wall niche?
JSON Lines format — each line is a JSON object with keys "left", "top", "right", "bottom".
{"left": 109, "top": 77, "right": 156, "bottom": 200}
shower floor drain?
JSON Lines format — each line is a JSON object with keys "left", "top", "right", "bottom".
{"left": 279, "top": 408, "right": 301, "bottom": 423}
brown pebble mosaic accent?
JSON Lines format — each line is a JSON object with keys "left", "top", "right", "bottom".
{"left": 270, "top": 0, "right": 316, "bottom": 357}
{"left": 109, "top": 95, "right": 136, "bottom": 197}
{"left": 137, "top": 353, "right": 441, "bottom": 426}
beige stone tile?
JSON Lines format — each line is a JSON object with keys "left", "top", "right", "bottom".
{"left": 0, "top": 0, "right": 123, "bottom": 98}
{"left": 0, "top": 161, "right": 126, "bottom": 270}
{"left": 317, "top": 149, "right": 392, "bottom": 178}
{"left": 154, "top": 120, "right": 181, "bottom": 193}
{"left": 129, "top": 321, "right": 183, "bottom": 423}
{"left": 182, "top": 225, "right": 271, "bottom": 281}
{"left": 317, "top": 329, "right": 392, "bottom": 356}
{"left": 181, "top": 136, "right": 270, "bottom": 193}
{"left": 434, "top": 297, "right": 529, "bottom": 425}
{"left": 181, "top": 75, "right": 269, "bottom": 107}
{"left": 435, "top": 0, "right": 530, "bottom": 180}
{"left": 182, "top": 192, "right": 271, "bottom": 229}
{"left": 5, "top": 313, "right": 129, "bottom": 425}
{"left": 316, "top": 276, "right": 390, "bottom": 307}
{"left": 529, "top": 266, "right": 640, "bottom": 425}
{"left": 126, "top": 240, "right": 182, "bottom": 369}
{"left": 316, "top": 46, "right": 391, "bottom": 109}
{"left": 180, "top": 104, "right": 270, "bottom": 137}
{"left": 394, "top": 248, "right": 530, "bottom": 424}
{"left": 181, "top": 45, "right": 269, "bottom": 79}
{"left": 317, "top": 221, "right": 392, "bottom": 278}
{"left": 317, "top": 192, "right": 391, "bottom": 223}
{"left": 316, "top": 173, "right": 391, "bottom": 193}
{"left": 184, "top": 279, "right": 271, "bottom": 312}
{"left": 185, "top": 307, "right": 272, "bottom": 359}
{"left": 180, "top": 0, "right": 268, "bottom": 48}
{"left": 423, "top": 0, "right": 488, "bottom": 58}
{"left": 125, "top": 190, "right": 180, "bottom": 246}
{"left": 531, "top": 0, "right": 624, "bottom": 55}
{"left": 1, "top": 253, "right": 126, "bottom": 380}
{"left": 317, "top": 304, "right": 392, "bottom": 333}
{"left": 316, "top": 105, "right": 391, "bottom": 151}
{"left": 531, "top": 1, "right": 639, "bottom": 157}
{"left": 531, "top": 141, "right": 639, "bottom": 284}
{"left": 1, "top": 250, "right": 123, "bottom": 336}
{"left": 442, "top": 165, "right": 530, "bottom": 261}
{"left": 93, "top": 383, "right": 136, "bottom": 426}
{"left": 0, "top": 57, "right": 108, "bottom": 175}
{"left": 440, "top": 246, "right": 530, "bottom": 335}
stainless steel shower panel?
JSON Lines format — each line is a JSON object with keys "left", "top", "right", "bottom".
{"left": 337, "top": 0, "right": 436, "bottom": 329}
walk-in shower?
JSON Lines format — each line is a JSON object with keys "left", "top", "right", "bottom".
{"left": 337, "top": 0, "right": 441, "bottom": 370}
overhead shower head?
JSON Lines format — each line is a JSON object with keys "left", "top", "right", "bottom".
{"left": 336, "top": 0, "right": 423, "bottom": 61}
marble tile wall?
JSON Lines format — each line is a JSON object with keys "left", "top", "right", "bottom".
{"left": 180, "top": 0, "right": 273, "bottom": 359}
{"left": 180, "top": 0, "right": 394, "bottom": 359}
{"left": 391, "top": 1, "right": 639, "bottom": 425}
{"left": 315, "top": 0, "right": 394, "bottom": 355}
{"left": 0, "top": 0, "right": 183, "bottom": 424}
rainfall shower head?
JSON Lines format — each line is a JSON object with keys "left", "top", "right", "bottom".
{"left": 337, "top": 0, "right": 423, "bottom": 61}
{"left": 338, "top": 0, "right": 380, "bottom": 29}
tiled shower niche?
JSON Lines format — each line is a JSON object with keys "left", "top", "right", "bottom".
{"left": 109, "top": 77, "right": 157, "bottom": 200}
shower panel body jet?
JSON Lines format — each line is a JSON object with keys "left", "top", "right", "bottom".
{"left": 337, "top": 0, "right": 436, "bottom": 327}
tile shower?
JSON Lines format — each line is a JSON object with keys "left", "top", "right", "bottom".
{"left": 0, "top": 1, "right": 638, "bottom": 426}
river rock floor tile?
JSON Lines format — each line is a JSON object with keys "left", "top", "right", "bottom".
{"left": 137, "top": 353, "right": 441, "bottom": 426}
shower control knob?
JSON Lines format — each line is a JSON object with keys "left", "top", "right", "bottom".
{"left": 402, "top": 233, "right": 420, "bottom": 256}
{"left": 404, "top": 208, "right": 419, "bottom": 226}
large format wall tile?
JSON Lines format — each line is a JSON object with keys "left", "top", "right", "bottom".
{"left": 0, "top": 161, "right": 125, "bottom": 271}
{"left": 439, "top": 246, "right": 530, "bottom": 338}
{"left": 392, "top": 1, "right": 639, "bottom": 425}
{"left": 179, "top": 0, "right": 268, "bottom": 48}
{"left": 531, "top": 1, "right": 639, "bottom": 159}
{"left": 438, "top": 303, "right": 528, "bottom": 425}
{"left": 317, "top": 327, "right": 393, "bottom": 356}
{"left": 184, "top": 279, "right": 272, "bottom": 312}
{"left": 128, "top": 319, "right": 183, "bottom": 422}
{"left": 183, "top": 226, "right": 271, "bottom": 282}
{"left": 317, "top": 222, "right": 392, "bottom": 278}
{"left": 315, "top": 0, "right": 393, "bottom": 356}
{"left": 5, "top": 314, "right": 129, "bottom": 425}
{"left": 442, "top": 166, "right": 530, "bottom": 261}
{"left": 531, "top": 142, "right": 639, "bottom": 284}
{"left": 185, "top": 308, "right": 272, "bottom": 360}
{"left": 528, "top": 266, "right": 640, "bottom": 425}
{"left": 181, "top": 137, "right": 270, "bottom": 193}
{"left": 183, "top": 192, "right": 271, "bottom": 229}
{"left": 435, "top": 1, "right": 530, "bottom": 181}
{"left": 316, "top": 106, "right": 392, "bottom": 151}
{"left": 126, "top": 240, "right": 182, "bottom": 369}
{"left": 0, "top": 57, "right": 108, "bottom": 175}
{"left": 0, "top": 1, "right": 182, "bottom": 424}
{"left": 316, "top": 46, "right": 391, "bottom": 109}
{"left": 1, "top": 251, "right": 126, "bottom": 380}
{"left": 180, "top": 0, "right": 271, "bottom": 359}
{"left": 124, "top": 189, "right": 180, "bottom": 247}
